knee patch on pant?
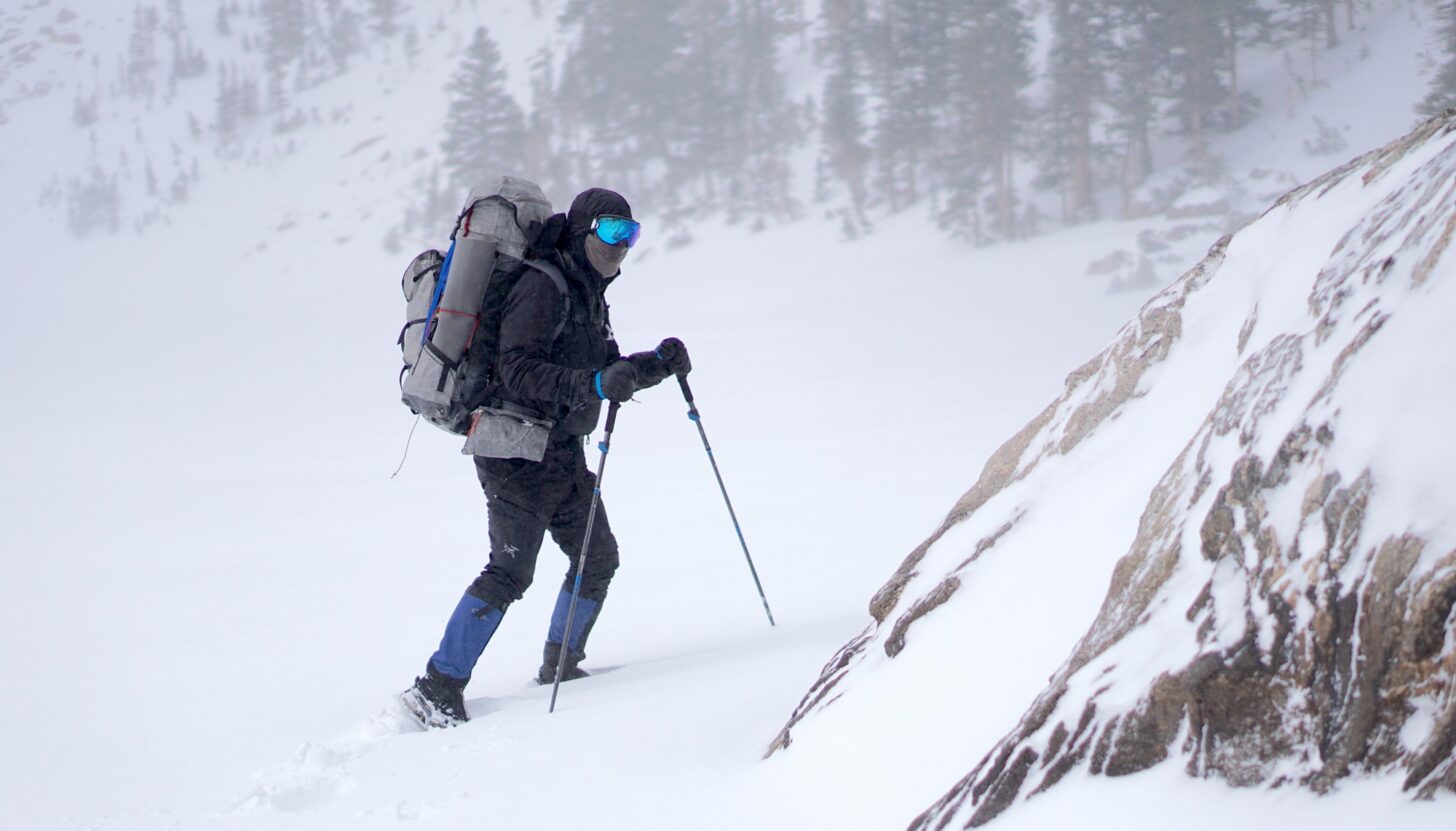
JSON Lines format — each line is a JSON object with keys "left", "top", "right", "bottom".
{"left": 569, "top": 544, "right": 619, "bottom": 602}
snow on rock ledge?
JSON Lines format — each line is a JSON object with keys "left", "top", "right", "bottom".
{"left": 769, "top": 112, "right": 1456, "bottom": 827}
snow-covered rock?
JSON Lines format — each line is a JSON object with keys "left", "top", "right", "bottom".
{"left": 769, "top": 112, "right": 1456, "bottom": 827}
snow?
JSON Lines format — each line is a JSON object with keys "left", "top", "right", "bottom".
{"left": 983, "top": 762, "right": 1454, "bottom": 831}
{"left": 1324, "top": 222, "right": 1456, "bottom": 557}
{"left": 1171, "top": 184, "right": 1230, "bottom": 212}
{"left": 1, "top": 2, "right": 1453, "bottom": 830}
{"left": 780, "top": 35, "right": 1456, "bottom": 831}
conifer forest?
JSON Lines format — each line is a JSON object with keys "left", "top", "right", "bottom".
{"left": 53, "top": 1, "right": 1456, "bottom": 244}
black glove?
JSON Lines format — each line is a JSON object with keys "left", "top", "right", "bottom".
{"left": 594, "top": 361, "right": 639, "bottom": 403}
{"left": 655, "top": 337, "right": 692, "bottom": 376}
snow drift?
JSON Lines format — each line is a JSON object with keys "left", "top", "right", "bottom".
{"left": 768, "top": 112, "right": 1456, "bottom": 827}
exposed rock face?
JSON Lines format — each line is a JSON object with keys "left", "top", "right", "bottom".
{"left": 769, "top": 113, "right": 1456, "bottom": 827}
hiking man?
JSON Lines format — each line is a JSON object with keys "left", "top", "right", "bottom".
{"left": 405, "top": 187, "right": 690, "bottom": 727}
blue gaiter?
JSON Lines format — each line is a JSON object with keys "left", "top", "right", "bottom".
{"left": 547, "top": 588, "right": 601, "bottom": 655}
{"left": 429, "top": 592, "right": 505, "bottom": 682}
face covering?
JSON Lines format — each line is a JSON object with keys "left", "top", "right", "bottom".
{"left": 584, "top": 233, "right": 629, "bottom": 278}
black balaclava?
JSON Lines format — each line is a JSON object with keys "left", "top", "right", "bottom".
{"left": 566, "top": 188, "right": 633, "bottom": 279}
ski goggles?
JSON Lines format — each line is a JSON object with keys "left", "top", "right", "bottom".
{"left": 591, "top": 214, "right": 641, "bottom": 248}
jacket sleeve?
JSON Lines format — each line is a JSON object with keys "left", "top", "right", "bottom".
{"left": 496, "top": 271, "right": 594, "bottom": 406}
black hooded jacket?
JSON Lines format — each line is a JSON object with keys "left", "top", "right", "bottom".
{"left": 481, "top": 206, "right": 668, "bottom": 437}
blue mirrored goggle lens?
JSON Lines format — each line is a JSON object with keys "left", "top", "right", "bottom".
{"left": 593, "top": 215, "right": 641, "bottom": 248}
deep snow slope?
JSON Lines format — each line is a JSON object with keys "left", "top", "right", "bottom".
{"left": 1, "top": 3, "right": 1452, "bottom": 831}
{"left": 770, "top": 112, "right": 1456, "bottom": 828}
{"left": 0, "top": 5, "right": 1159, "bottom": 828}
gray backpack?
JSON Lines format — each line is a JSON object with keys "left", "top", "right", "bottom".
{"left": 399, "top": 176, "right": 559, "bottom": 434}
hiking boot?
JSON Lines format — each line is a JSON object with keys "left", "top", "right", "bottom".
{"left": 401, "top": 665, "right": 468, "bottom": 729}
{"left": 535, "top": 640, "right": 590, "bottom": 685}
{"left": 536, "top": 588, "right": 602, "bottom": 685}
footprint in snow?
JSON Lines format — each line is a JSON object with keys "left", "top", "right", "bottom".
{"left": 229, "top": 696, "right": 428, "bottom": 814}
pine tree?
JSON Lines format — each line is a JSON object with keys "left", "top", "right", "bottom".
{"left": 67, "top": 166, "right": 122, "bottom": 236}
{"left": 720, "top": 0, "right": 802, "bottom": 223}
{"left": 867, "top": 0, "right": 954, "bottom": 211}
{"left": 1040, "top": 0, "right": 1114, "bottom": 223}
{"left": 440, "top": 27, "right": 527, "bottom": 193}
{"left": 215, "top": 64, "right": 240, "bottom": 144}
{"left": 937, "top": 0, "right": 1032, "bottom": 241}
{"left": 298, "top": 0, "right": 334, "bottom": 86}
{"left": 1422, "top": 1, "right": 1456, "bottom": 116}
{"left": 1157, "top": 0, "right": 1270, "bottom": 177}
{"left": 369, "top": 0, "right": 402, "bottom": 38}
{"left": 164, "top": 0, "right": 207, "bottom": 82}
{"left": 1161, "top": 0, "right": 1230, "bottom": 177}
{"left": 1105, "top": 0, "right": 1167, "bottom": 212}
{"left": 815, "top": 0, "right": 872, "bottom": 236}
{"left": 1280, "top": 0, "right": 1339, "bottom": 82}
{"left": 544, "top": 0, "right": 802, "bottom": 223}
{"left": 239, "top": 72, "right": 261, "bottom": 122}
{"left": 259, "top": 0, "right": 306, "bottom": 112}
{"left": 125, "top": 4, "right": 161, "bottom": 101}
{"left": 524, "top": 47, "right": 562, "bottom": 199}
{"left": 669, "top": 0, "right": 735, "bottom": 211}
{"left": 215, "top": 63, "right": 260, "bottom": 146}
{"left": 639, "top": 0, "right": 803, "bottom": 224}
{"left": 1220, "top": 0, "right": 1274, "bottom": 130}
{"left": 554, "top": 0, "right": 687, "bottom": 201}
{"left": 324, "top": 0, "right": 364, "bottom": 73}
{"left": 73, "top": 91, "right": 100, "bottom": 127}
{"left": 404, "top": 26, "right": 420, "bottom": 66}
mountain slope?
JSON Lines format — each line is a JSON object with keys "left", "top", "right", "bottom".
{"left": 1, "top": 4, "right": 1452, "bottom": 831}
{"left": 770, "top": 112, "right": 1456, "bottom": 828}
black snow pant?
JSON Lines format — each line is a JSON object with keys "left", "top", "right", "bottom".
{"left": 465, "top": 433, "right": 620, "bottom": 610}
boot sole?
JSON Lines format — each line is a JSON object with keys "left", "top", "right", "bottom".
{"left": 399, "top": 686, "right": 465, "bottom": 730}
{"left": 533, "top": 669, "right": 590, "bottom": 686}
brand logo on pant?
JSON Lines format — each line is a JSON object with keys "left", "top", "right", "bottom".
{"left": 503, "top": 544, "right": 520, "bottom": 558}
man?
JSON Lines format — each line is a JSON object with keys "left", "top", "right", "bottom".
{"left": 403, "top": 187, "right": 689, "bottom": 728}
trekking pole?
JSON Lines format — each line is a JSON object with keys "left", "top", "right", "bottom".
{"left": 550, "top": 400, "right": 622, "bottom": 714}
{"left": 677, "top": 374, "right": 776, "bottom": 627}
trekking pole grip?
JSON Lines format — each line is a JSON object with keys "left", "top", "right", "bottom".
{"left": 604, "top": 399, "right": 621, "bottom": 435}
{"left": 677, "top": 373, "right": 695, "bottom": 404}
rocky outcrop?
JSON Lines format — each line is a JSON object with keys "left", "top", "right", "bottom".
{"left": 771, "top": 112, "right": 1456, "bottom": 827}
{"left": 766, "top": 238, "right": 1224, "bottom": 755}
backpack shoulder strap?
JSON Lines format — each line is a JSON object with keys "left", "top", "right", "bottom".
{"left": 523, "top": 259, "right": 572, "bottom": 341}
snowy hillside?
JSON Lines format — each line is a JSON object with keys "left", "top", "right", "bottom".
{"left": 770, "top": 112, "right": 1456, "bottom": 827}
{"left": 2, "top": 2, "right": 1454, "bottom": 831}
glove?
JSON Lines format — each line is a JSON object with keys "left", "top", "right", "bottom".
{"left": 655, "top": 337, "right": 692, "bottom": 376}
{"left": 593, "top": 361, "right": 639, "bottom": 403}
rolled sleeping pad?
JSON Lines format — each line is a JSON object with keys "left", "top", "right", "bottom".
{"left": 401, "top": 208, "right": 506, "bottom": 414}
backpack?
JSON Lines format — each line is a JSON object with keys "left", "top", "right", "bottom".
{"left": 398, "top": 176, "right": 566, "bottom": 435}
